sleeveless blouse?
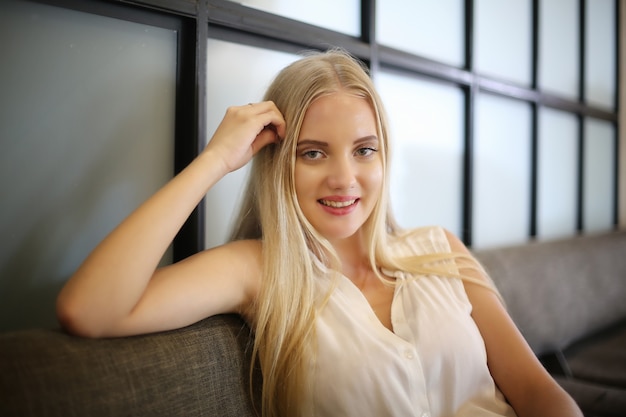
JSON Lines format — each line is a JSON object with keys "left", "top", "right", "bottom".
{"left": 303, "top": 226, "right": 517, "bottom": 417}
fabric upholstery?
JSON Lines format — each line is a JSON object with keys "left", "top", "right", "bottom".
{"left": 0, "top": 314, "right": 259, "bottom": 417}
{"left": 565, "top": 323, "right": 626, "bottom": 388}
{"left": 553, "top": 376, "right": 626, "bottom": 417}
{"left": 473, "top": 231, "right": 626, "bottom": 356}
{"left": 1, "top": 231, "right": 625, "bottom": 417}
{"left": 473, "top": 230, "right": 626, "bottom": 417}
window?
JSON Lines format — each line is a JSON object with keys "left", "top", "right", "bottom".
{"left": 1, "top": 0, "right": 620, "bottom": 329}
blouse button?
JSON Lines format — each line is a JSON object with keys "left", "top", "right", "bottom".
{"left": 420, "top": 413, "right": 430, "bottom": 417}
{"left": 404, "top": 349, "right": 415, "bottom": 360}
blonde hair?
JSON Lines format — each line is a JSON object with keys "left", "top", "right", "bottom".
{"left": 229, "top": 49, "right": 488, "bottom": 417}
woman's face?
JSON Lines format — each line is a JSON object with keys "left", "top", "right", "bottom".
{"left": 294, "top": 91, "right": 383, "bottom": 244}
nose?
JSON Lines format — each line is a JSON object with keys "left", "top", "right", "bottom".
{"left": 326, "top": 154, "right": 357, "bottom": 190}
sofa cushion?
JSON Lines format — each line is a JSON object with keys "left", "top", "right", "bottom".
{"left": 553, "top": 376, "right": 626, "bottom": 417}
{"left": 473, "top": 231, "right": 626, "bottom": 356}
{"left": 0, "top": 314, "right": 259, "bottom": 417}
{"left": 564, "top": 321, "right": 626, "bottom": 389}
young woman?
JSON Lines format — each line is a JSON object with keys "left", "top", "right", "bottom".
{"left": 56, "top": 50, "right": 583, "bottom": 417}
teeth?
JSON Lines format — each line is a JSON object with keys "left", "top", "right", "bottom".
{"left": 320, "top": 199, "right": 356, "bottom": 208}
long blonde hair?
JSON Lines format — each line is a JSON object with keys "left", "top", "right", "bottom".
{"left": 229, "top": 49, "right": 487, "bottom": 417}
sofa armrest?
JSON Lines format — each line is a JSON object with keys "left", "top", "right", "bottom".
{"left": 0, "top": 314, "right": 259, "bottom": 417}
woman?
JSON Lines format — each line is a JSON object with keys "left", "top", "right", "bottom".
{"left": 57, "top": 50, "right": 582, "bottom": 417}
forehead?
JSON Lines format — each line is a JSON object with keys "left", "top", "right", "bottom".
{"left": 298, "top": 92, "right": 377, "bottom": 140}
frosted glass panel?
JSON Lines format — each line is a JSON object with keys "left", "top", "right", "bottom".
{"left": 537, "top": 108, "right": 578, "bottom": 240}
{"left": 228, "top": 0, "right": 359, "bottom": 36}
{"left": 583, "top": 119, "right": 615, "bottom": 232}
{"left": 376, "top": 72, "right": 464, "bottom": 236}
{"left": 377, "top": 0, "right": 464, "bottom": 67}
{"left": 205, "top": 39, "right": 299, "bottom": 248}
{"left": 538, "top": 0, "right": 579, "bottom": 99}
{"left": 474, "top": 0, "right": 532, "bottom": 85}
{"left": 473, "top": 94, "right": 531, "bottom": 249}
{"left": 585, "top": 0, "right": 616, "bottom": 109}
{"left": 0, "top": 0, "right": 177, "bottom": 330}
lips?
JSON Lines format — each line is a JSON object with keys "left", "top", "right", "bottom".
{"left": 318, "top": 198, "right": 358, "bottom": 208}
{"left": 317, "top": 197, "right": 360, "bottom": 216}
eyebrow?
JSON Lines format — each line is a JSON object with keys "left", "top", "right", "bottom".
{"left": 296, "top": 135, "right": 379, "bottom": 148}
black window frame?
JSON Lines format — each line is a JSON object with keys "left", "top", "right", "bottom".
{"left": 19, "top": 0, "right": 621, "bottom": 250}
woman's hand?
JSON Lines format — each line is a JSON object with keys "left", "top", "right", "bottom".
{"left": 205, "top": 101, "right": 286, "bottom": 173}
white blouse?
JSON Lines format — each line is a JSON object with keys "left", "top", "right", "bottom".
{"left": 304, "top": 226, "right": 517, "bottom": 417}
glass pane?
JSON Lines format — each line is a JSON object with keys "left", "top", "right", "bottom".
{"left": 0, "top": 0, "right": 177, "bottom": 330}
{"left": 376, "top": 71, "right": 465, "bottom": 236}
{"left": 538, "top": 0, "right": 579, "bottom": 99}
{"left": 585, "top": 0, "right": 616, "bottom": 109}
{"left": 537, "top": 108, "right": 578, "bottom": 240}
{"left": 474, "top": 0, "right": 532, "bottom": 85}
{"left": 205, "top": 39, "right": 299, "bottom": 249}
{"left": 227, "top": 0, "right": 360, "bottom": 36}
{"left": 377, "top": 0, "right": 464, "bottom": 67}
{"left": 473, "top": 94, "right": 532, "bottom": 249}
{"left": 583, "top": 118, "right": 615, "bottom": 232}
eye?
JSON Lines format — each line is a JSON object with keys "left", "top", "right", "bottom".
{"left": 355, "top": 147, "right": 378, "bottom": 158}
{"left": 301, "top": 149, "right": 324, "bottom": 160}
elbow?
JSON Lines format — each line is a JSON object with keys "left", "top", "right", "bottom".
{"left": 55, "top": 292, "right": 108, "bottom": 339}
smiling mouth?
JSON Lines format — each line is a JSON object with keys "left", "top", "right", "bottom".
{"left": 318, "top": 199, "right": 358, "bottom": 208}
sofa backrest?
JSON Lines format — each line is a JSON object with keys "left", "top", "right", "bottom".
{"left": 472, "top": 230, "right": 626, "bottom": 356}
{"left": 0, "top": 314, "right": 259, "bottom": 417}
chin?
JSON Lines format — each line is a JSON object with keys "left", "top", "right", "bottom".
{"left": 317, "top": 226, "right": 362, "bottom": 243}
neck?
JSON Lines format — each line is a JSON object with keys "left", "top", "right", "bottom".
{"left": 329, "top": 232, "right": 372, "bottom": 279}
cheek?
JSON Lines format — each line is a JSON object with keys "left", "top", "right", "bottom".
{"left": 294, "top": 164, "right": 312, "bottom": 201}
{"left": 364, "top": 163, "right": 384, "bottom": 193}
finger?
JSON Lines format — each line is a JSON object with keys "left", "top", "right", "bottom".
{"left": 247, "top": 101, "right": 275, "bottom": 112}
{"left": 271, "top": 117, "right": 286, "bottom": 140}
{"left": 246, "top": 101, "right": 286, "bottom": 139}
{"left": 250, "top": 127, "right": 279, "bottom": 155}
{"left": 257, "top": 110, "right": 286, "bottom": 140}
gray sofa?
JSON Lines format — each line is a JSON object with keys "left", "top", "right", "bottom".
{"left": 0, "top": 314, "right": 260, "bottom": 417}
{"left": 1, "top": 230, "right": 625, "bottom": 417}
{"left": 473, "top": 230, "right": 626, "bottom": 417}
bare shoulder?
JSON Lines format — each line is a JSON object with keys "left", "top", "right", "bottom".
{"left": 191, "top": 238, "right": 262, "bottom": 266}
{"left": 148, "top": 238, "right": 264, "bottom": 323}
{"left": 216, "top": 238, "right": 263, "bottom": 260}
{"left": 216, "top": 239, "right": 263, "bottom": 320}
{"left": 220, "top": 238, "right": 262, "bottom": 290}
{"left": 191, "top": 238, "right": 263, "bottom": 290}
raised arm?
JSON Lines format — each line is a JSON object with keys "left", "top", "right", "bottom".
{"left": 56, "top": 101, "right": 285, "bottom": 338}
{"left": 444, "top": 230, "right": 583, "bottom": 417}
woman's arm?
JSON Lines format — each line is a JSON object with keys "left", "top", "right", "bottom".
{"left": 445, "top": 231, "right": 583, "bottom": 417}
{"left": 56, "top": 101, "right": 284, "bottom": 338}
